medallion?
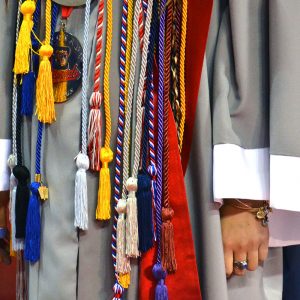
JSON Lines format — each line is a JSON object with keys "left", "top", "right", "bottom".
{"left": 52, "top": 29, "right": 83, "bottom": 102}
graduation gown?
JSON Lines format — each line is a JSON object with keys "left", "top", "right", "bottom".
{"left": 2, "top": 0, "right": 300, "bottom": 300}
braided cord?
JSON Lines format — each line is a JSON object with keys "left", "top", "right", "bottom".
{"left": 124, "top": 0, "right": 134, "bottom": 110}
{"left": 112, "top": 0, "right": 129, "bottom": 279}
{"left": 93, "top": 0, "right": 104, "bottom": 93}
{"left": 156, "top": 0, "right": 167, "bottom": 263}
{"left": 103, "top": 0, "right": 113, "bottom": 148}
{"left": 45, "top": 0, "right": 52, "bottom": 45}
{"left": 34, "top": 1, "right": 58, "bottom": 176}
{"left": 162, "top": 0, "right": 173, "bottom": 208}
{"left": 122, "top": 0, "right": 142, "bottom": 195}
{"left": 81, "top": 0, "right": 91, "bottom": 155}
{"left": 132, "top": 0, "right": 153, "bottom": 178}
{"left": 178, "top": 0, "right": 187, "bottom": 151}
{"left": 16, "top": 85, "right": 22, "bottom": 166}
{"left": 141, "top": 0, "right": 158, "bottom": 173}
{"left": 170, "top": 0, "right": 181, "bottom": 130}
{"left": 12, "top": 0, "right": 22, "bottom": 161}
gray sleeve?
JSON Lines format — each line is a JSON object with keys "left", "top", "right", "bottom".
{"left": 0, "top": 2, "right": 17, "bottom": 140}
{"left": 209, "top": 0, "right": 270, "bottom": 201}
{"left": 212, "top": 0, "right": 269, "bottom": 149}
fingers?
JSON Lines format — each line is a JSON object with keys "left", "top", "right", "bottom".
{"left": 224, "top": 248, "right": 233, "bottom": 277}
{"left": 233, "top": 252, "right": 247, "bottom": 276}
{"left": 247, "top": 250, "right": 259, "bottom": 271}
{"left": 258, "top": 241, "right": 269, "bottom": 262}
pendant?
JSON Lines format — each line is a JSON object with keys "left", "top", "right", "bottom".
{"left": 52, "top": 25, "right": 83, "bottom": 102}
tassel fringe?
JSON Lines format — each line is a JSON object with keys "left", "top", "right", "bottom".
{"left": 13, "top": 0, "right": 36, "bottom": 75}
{"left": 96, "top": 147, "right": 113, "bottom": 220}
{"left": 88, "top": 92, "right": 102, "bottom": 171}
{"left": 125, "top": 177, "right": 139, "bottom": 257}
{"left": 74, "top": 153, "right": 89, "bottom": 230}
{"left": 36, "top": 45, "right": 56, "bottom": 124}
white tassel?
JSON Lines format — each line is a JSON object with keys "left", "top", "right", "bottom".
{"left": 7, "top": 155, "right": 24, "bottom": 251}
{"left": 74, "top": 153, "right": 90, "bottom": 230}
{"left": 116, "top": 199, "right": 131, "bottom": 273}
{"left": 125, "top": 177, "right": 139, "bottom": 257}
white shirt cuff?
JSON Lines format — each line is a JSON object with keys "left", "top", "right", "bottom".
{"left": 0, "top": 139, "right": 11, "bottom": 191}
{"left": 270, "top": 154, "right": 300, "bottom": 211}
{"left": 213, "top": 144, "right": 270, "bottom": 202}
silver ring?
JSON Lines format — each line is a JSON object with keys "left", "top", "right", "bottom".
{"left": 233, "top": 260, "right": 248, "bottom": 270}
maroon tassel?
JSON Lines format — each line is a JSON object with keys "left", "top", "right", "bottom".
{"left": 161, "top": 207, "right": 177, "bottom": 273}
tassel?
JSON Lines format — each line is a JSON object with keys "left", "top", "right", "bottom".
{"left": 24, "top": 181, "right": 41, "bottom": 263}
{"left": 54, "top": 25, "right": 68, "bottom": 103}
{"left": 125, "top": 177, "right": 139, "bottom": 257}
{"left": 88, "top": 92, "right": 102, "bottom": 171}
{"left": 13, "top": 0, "right": 36, "bottom": 75}
{"left": 36, "top": 44, "right": 56, "bottom": 124}
{"left": 116, "top": 199, "right": 131, "bottom": 274}
{"left": 21, "top": 71, "right": 35, "bottom": 116}
{"left": 153, "top": 263, "right": 168, "bottom": 300}
{"left": 13, "top": 165, "right": 30, "bottom": 239}
{"left": 161, "top": 207, "right": 177, "bottom": 273}
{"left": 112, "top": 282, "right": 124, "bottom": 300}
{"left": 137, "top": 171, "right": 154, "bottom": 252}
{"left": 118, "top": 272, "right": 130, "bottom": 289}
{"left": 96, "top": 147, "right": 113, "bottom": 220}
{"left": 7, "top": 155, "right": 24, "bottom": 252}
{"left": 74, "top": 153, "right": 89, "bottom": 230}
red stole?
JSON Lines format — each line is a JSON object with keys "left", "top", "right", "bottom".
{"left": 138, "top": 0, "right": 213, "bottom": 298}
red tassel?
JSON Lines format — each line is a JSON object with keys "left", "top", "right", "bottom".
{"left": 88, "top": 91, "right": 102, "bottom": 171}
{"left": 161, "top": 207, "right": 177, "bottom": 273}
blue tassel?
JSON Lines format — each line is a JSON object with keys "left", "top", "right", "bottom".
{"left": 24, "top": 181, "right": 41, "bottom": 263}
{"left": 21, "top": 71, "right": 35, "bottom": 116}
{"left": 153, "top": 263, "right": 168, "bottom": 300}
{"left": 137, "top": 171, "right": 154, "bottom": 252}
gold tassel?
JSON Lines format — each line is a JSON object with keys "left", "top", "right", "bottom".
{"left": 13, "top": 0, "right": 36, "bottom": 74}
{"left": 54, "top": 25, "right": 68, "bottom": 103}
{"left": 118, "top": 272, "right": 131, "bottom": 289}
{"left": 35, "top": 45, "right": 56, "bottom": 124}
{"left": 96, "top": 147, "right": 113, "bottom": 220}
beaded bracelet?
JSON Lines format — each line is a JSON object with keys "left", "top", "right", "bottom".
{"left": 224, "top": 199, "right": 272, "bottom": 227}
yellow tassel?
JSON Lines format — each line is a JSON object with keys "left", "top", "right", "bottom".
{"left": 13, "top": 0, "right": 36, "bottom": 74}
{"left": 9, "top": 234, "right": 16, "bottom": 257}
{"left": 118, "top": 272, "right": 131, "bottom": 289}
{"left": 35, "top": 45, "right": 56, "bottom": 124}
{"left": 96, "top": 147, "right": 113, "bottom": 220}
{"left": 54, "top": 26, "right": 68, "bottom": 103}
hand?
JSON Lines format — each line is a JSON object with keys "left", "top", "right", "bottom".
{"left": 220, "top": 200, "right": 269, "bottom": 277}
{"left": 0, "top": 191, "right": 11, "bottom": 265}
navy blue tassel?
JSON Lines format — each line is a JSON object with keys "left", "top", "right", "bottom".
{"left": 25, "top": 181, "right": 41, "bottom": 263}
{"left": 137, "top": 171, "right": 154, "bottom": 252}
{"left": 21, "top": 71, "right": 35, "bottom": 116}
{"left": 13, "top": 165, "right": 30, "bottom": 239}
